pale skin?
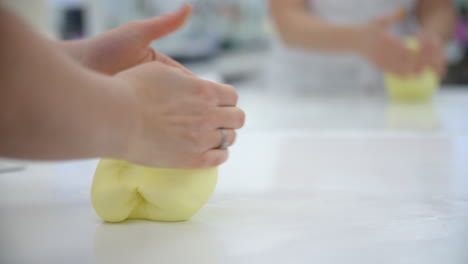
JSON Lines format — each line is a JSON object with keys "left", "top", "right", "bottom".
{"left": 269, "top": 0, "right": 456, "bottom": 78}
{"left": 0, "top": 4, "right": 245, "bottom": 169}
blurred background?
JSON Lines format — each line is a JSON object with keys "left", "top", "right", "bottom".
{"left": 3, "top": 0, "right": 468, "bottom": 86}
{"left": 1, "top": 3, "right": 468, "bottom": 261}
{"left": 56, "top": 0, "right": 468, "bottom": 86}
{"left": 58, "top": 0, "right": 272, "bottom": 85}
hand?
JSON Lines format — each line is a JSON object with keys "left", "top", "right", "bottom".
{"left": 61, "top": 4, "right": 193, "bottom": 75}
{"left": 357, "top": 8, "right": 421, "bottom": 76}
{"left": 112, "top": 62, "right": 245, "bottom": 169}
{"left": 416, "top": 30, "right": 447, "bottom": 78}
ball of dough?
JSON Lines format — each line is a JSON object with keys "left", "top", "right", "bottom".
{"left": 384, "top": 38, "right": 440, "bottom": 102}
{"left": 91, "top": 159, "right": 218, "bottom": 223}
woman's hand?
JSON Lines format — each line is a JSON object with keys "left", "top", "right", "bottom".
{"left": 111, "top": 62, "right": 245, "bottom": 169}
{"left": 415, "top": 30, "right": 447, "bottom": 78}
{"left": 356, "top": 8, "right": 422, "bottom": 77}
{"left": 357, "top": 8, "right": 447, "bottom": 78}
{"left": 59, "top": 4, "right": 193, "bottom": 75}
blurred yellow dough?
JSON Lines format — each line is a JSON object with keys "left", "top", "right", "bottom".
{"left": 385, "top": 38, "right": 439, "bottom": 102}
{"left": 91, "top": 159, "right": 218, "bottom": 223}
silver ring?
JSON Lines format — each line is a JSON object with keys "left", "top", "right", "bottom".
{"left": 218, "top": 129, "right": 229, "bottom": 149}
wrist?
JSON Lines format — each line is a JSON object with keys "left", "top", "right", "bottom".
{"left": 96, "top": 76, "right": 140, "bottom": 161}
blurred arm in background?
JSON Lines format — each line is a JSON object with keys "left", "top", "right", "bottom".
{"left": 416, "top": 0, "right": 456, "bottom": 43}
{"left": 269, "top": 0, "right": 455, "bottom": 77}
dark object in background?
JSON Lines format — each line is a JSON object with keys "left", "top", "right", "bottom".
{"left": 456, "top": 3, "right": 468, "bottom": 48}
{"left": 61, "top": 7, "right": 85, "bottom": 40}
{"left": 444, "top": 54, "right": 468, "bottom": 85}
{"left": 443, "top": 2, "right": 468, "bottom": 85}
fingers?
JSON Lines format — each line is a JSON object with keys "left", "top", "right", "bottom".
{"left": 426, "top": 51, "right": 446, "bottom": 78}
{"left": 139, "top": 46, "right": 195, "bottom": 76}
{"left": 139, "top": 3, "right": 192, "bottom": 42}
{"left": 207, "top": 129, "right": 237, "bottom": 149}
{"left": 151, "top": 49, "right": 196, "bottom": 76}
{"left": 375, "top": 33, "right": 444, "bottom": 77}
{"left": 213, "top": 107, "right": 246, "bottom": 129}
{"left": 389, "top": 42, "right": 415, "bottom": 76}
{"left": 177, "top": 148, "right": 229, "bottom": 169}
{"left": 375, "top": 34, "right": 416, "bottom": 76}
{"left": 185, "top": 128, "right": 238, "bottom": 168}
{"left": 374, "top": 7, "right": 407, "bottom": 28}
{"left": 195, "top": 107, "right": 244, "bottom": 151}
{"left": 417, "top": 33, "right": 447, "bottom": 78}
{"left": 197, "top": 149, "right": 229, "bottom": 168}
{"left": 202, "top": 80, "right": 238, "bottom": 106}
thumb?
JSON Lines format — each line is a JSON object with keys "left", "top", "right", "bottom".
{"left": 139, "top": 3, "right": 192, "bottom": 42}
{"left": 374, "top": 8, "right": 406, "bottom": 28}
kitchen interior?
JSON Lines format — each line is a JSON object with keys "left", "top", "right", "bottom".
{"left": 1, "top": 0, "right": 468, "bottom": 263}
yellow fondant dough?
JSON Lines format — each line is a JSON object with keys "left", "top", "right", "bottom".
{"left": 384, "top": 38, "right": 440, "bottom": 102}
{"left": 91, "top": 159, "right": 218, "bottom": 223}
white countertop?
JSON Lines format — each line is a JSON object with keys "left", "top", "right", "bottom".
{"left": 1, "top": 87, "right": 468, "bottom": 264}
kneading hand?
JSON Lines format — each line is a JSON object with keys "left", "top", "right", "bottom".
{"left": 110, "top": 62, "right": 245, "bottom": 169}
{"left": 58, "top": 4, "right": 193, "bottom": 75}
{"left": 357, "top": 8, "right": 425, "bottom": 77}
{"left": 415, "top": 30, "right": 447, "bottom": 78}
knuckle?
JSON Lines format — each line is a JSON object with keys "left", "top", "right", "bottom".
{"left": 181, "top": 129, "right": 200, "bottom": 144}
{"left": 199, "top": 112, "right": 216, "bottom": 130}
{"left": 200, "top": 134, "right": 213, "bottom": 149}
{"left": 194, "top": 82, "right": 217, "bottom": 104}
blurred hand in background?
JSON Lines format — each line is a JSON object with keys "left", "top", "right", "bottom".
{"left": 357, "top": 8, "right": 420, "bottom": 77}
{"left": 358, "top": 8, "right": 447, "bottom": 78}
{"left": 415, "top": 30, "right": 447, "bottom": 77}
{"left": 269, "top": 0, "right": 455, "bottom": 94}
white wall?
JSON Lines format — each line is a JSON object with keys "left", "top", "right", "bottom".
{"left": 1, "top": 0, "right": 51, "bottom": 36}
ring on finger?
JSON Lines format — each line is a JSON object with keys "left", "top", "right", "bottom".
{"left": 217, "top": 129, "right": 229, "bottom": 150}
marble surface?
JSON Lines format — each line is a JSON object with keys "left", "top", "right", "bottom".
{"left": 1, "top": 88, "right": 468, "bottom": 264}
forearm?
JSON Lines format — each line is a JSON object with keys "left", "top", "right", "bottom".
{"left": 269, "top": 0, "right": 363, "bottom": 53}
{"left": 416, "top": 0, "right": 456, "bottom": 43}
{"left": 0, "top": 8, "right": 135, "bottom": 161}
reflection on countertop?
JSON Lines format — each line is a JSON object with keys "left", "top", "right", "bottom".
{"left": 94, "top": 220, "right": 221, "bottom": 264}
{"left": 235, "top": 85, "right": 468, "bottom": 135}
{"left": 386, "top": 102, "right": 440, "bottom": 130}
